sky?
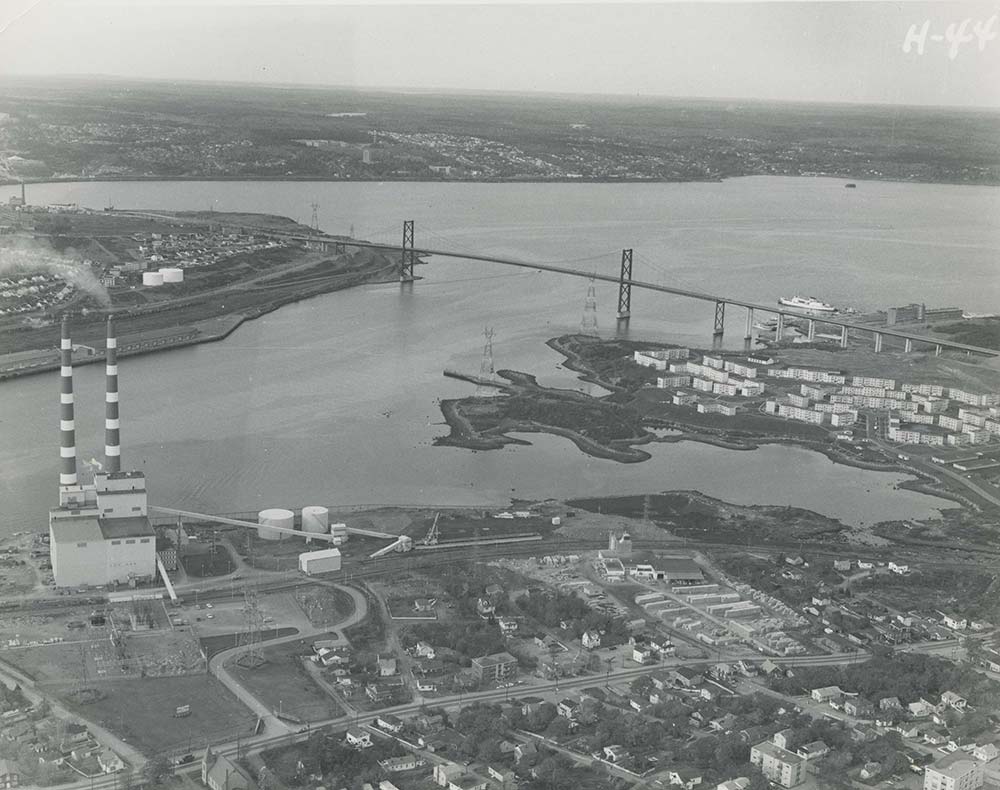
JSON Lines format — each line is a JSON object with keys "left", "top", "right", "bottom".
{"left": 0, "top": 0, "right": 998, "bottom": 107}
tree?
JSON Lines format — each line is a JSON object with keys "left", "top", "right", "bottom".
{"left": 142, "top": 756, "right": 173, "bottom": 787}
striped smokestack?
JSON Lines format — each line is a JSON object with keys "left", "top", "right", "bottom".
{"left": 59, "top": 315, "right": 77, "bottom": 486}
{"left": 104, "top": 315, "right": 121, "bottom": 473}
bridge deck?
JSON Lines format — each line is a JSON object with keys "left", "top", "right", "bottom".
{"left": 110, "top": 213, "right": 994, "bottom": 357}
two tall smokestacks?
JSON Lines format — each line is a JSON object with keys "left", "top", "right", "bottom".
{"left": 58, "top": 315, "right": 122, "bottom": 487}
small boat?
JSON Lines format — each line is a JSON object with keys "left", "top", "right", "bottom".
{"left": 778, "top": 296, "right": 838, "bottom": 313}
{"left": 845, "top": 183, "right": 857, "bottom": 188}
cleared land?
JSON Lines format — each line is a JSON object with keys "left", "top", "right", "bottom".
{"left": 58, "top": 675, "right": 258, "bottom": 756}
{"left": 226, "top": 636, "right": 345, "bottom": 723}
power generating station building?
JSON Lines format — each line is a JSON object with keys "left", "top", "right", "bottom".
{"left": 49, "top": 316, "right": 157, "bottom": 588}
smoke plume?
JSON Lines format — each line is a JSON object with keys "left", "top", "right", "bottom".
{"left": 0, "top": 237, "right": 111, "bottom": 308}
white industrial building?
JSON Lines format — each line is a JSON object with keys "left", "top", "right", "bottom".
{"left": 299, "top": 548, "right": 342, "bottom": 575}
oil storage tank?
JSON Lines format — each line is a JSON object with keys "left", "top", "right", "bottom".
{"left": 159, "top": 267, "right": 184, "bottom": 283}
{"left": 142, "top": 271, "right": 164, "bottom": 287}
{"left": 301, "top": 506, "right": 329, "bottom": 535}
{"left": 257, "top": 508, "right": 293, "bottom": 540}
{"left": 298, "top": 548, "right": 341, "bottom": 575}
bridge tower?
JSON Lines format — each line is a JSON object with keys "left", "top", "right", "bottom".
{"left": 616, "top": 249, "right": 633, "bottom": 320}
{"left": 581, "top": 278, "right": 599, "bottom": 337}
{"left": 712, "top": 301, "right": 726, "bottom": 349}
{"left": 476, "top": 327, "right": 497, "bottom": 396}
{"left": 400, "top": 220, "right": 416, "bottom": 281}
{"left": 310, "top": 202, "right": 320, "bottom": 231}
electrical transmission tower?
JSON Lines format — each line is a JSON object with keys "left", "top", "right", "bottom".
{"left": 581, "top": 278, "right": 599, "bottom": 337}
{"left": 476, "top": 327, "right": 496, "bottom": 396}
{"left": 235, "top": 586, "right": 266, "bottom": 668}
{"left": 310, "top": 202, "right": 320, "bottom": 231}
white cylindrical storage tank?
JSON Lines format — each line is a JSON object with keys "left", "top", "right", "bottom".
{"left": 331, "top": 523, "right": 348, "bottom": 542}
{"left": 159, "top": 267, "right": 184, "bottom": 283}
{"left": 302, "top": 506, "right": 329, "bottom": 534}
{"left": 257, "top": 508, "right": 293, "bottom": 540}
{"left": 142, "top": 271, "right": 164, "bottom": 287}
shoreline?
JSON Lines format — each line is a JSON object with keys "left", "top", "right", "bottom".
{"left": 0, "top": 249, "right": 400, "bottom": 383}
{"left": 4, "top": 173, "right": 1000, "bottom": 190}
{"left": 437, "top": 337, "right": 973, "bottom": 513}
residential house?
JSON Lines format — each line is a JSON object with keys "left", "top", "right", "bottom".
{"left": 557, "top": 699, "right": 579, "bottom": 720}
{"left": 581, "top": 631, "right": 601, "bottom": 649}
{"left": 810, "top": 685, "right": 843, "bottom": 704}
{"left": 514, "top": 741, "right": 537, "bottom": 764}
{"left": 497, "top": 617, "right": 518, "bottom": 635}
{"left": 711, "top": 663, "right": 734, "bottom": 681}
{"left": 378, "top": 657, "right": 398, "bottom": 677}
{"left": 378, "top": 755, "right": 425, "bottom": 773}
{"left": 941, "top": 691, "right": 967, "bottom": 710}
{"left": 717, "top": 780, "right": 750, "bottom": 790}
{"left": 910, "top": 700, "right": 935, "bottom": 718}
{"left": 416, "top": 713, "right": 444, "bottom": 733}
{"left": 602, "top": 745, "right": 628, "bottom": 763}
{"left": 366, "top": 678, "right": 404, "bottom": 703}
{"left": 888, "top": 562, "right": 909, "bottom": 574}
{"left": 488, "top": 766, "right": 516, "bottom": 786}
{"left": 632, "top": 646, "right": 654, "bottom": 665}
{"left": 796, "top": 741, "right": 829, "bottom": 761}
{"left": 668, "top": 767, "right": 703, "bottom": 788}
{"left": 671, "top": 667, "right": 704, "bottom": 688}
{"left": 879, "top": 696, "right": 902, "bottom": 711}
{"left": 201, "top": 747, "right": 255, "bottom": 790}
{"left": 939, "top": 613, "right": 968, "bottom": 631}
{"left": 97, "top": 750, "right": 124, "bottom": 774}
{"left": 346, "top": 728, "right": 372, "bottom": 749}
{"left": 709, "top": 714, "right": 738, "bottom": 733}
{"left": 772, "top": 730, "right": 795, "bottom": 750}
{"left": 845, "top": 698, "right": 875, "bottom": 719}
{"left": 376, "top": 715, "right": 403, "bottom": 734}
{"left": 750, "top": 741, "right": 804, "bottom": 788}
{"left": 415, "top": 642, "right": 436, "bottom": 659}
{"left": 759, "top": 659, "right": 782, "bottom": 677}
{"left": 833, "top": 559, "right": 852, "bottom": 572}
{"left": 973, "top": 743, "right": 998, "bottom": 762}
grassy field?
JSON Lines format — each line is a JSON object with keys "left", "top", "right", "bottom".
{"left": 292, "top": 586, "right": 356, "bottom": 628}
{"left": 227, "top": 637, "right": 344, "bottom": 722}
{"left": 57, "top": 675, "right": 258, "bottom": 756}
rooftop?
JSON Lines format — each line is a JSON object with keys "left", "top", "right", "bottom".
{"left": 50, "top": 513, "right": 103, "bottom": 543}
{"left": 753, "top": 740, "right": 803, "bottom": 765}
{"left": 99, "top": 516, "right": 155, "bottom": 540}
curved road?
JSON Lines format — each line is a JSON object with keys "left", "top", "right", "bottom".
{"left": 206, "top": 583, "right": 367, "bottom": 734}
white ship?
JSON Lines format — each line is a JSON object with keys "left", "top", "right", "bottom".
{"left": 778, "top": 296, "right": 838, "bottom": 313}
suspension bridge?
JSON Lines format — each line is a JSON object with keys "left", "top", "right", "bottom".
{"left": 120, "top": 211, "right": 998, "bottom": 358}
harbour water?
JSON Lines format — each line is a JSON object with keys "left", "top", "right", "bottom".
{"left": 2, "top": 176, "right": 997, "bottom": 535}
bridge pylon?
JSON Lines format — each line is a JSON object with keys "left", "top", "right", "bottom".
{"left": 616, "top": 249, "right": 633, "bottom": 320}
{"left": 400, "top": 220, "right": 416, "bottom": 281}
{"left": 712, "top": 301, "right": 725, "bottom": 349}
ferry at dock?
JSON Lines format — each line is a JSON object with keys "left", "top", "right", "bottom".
{"left": 778, "top": 296, "right": 838, "bottom": 313}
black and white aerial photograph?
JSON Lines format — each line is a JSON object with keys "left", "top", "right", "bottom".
{"left": 0, "top": 0, "right": 998, "bottom": 788}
